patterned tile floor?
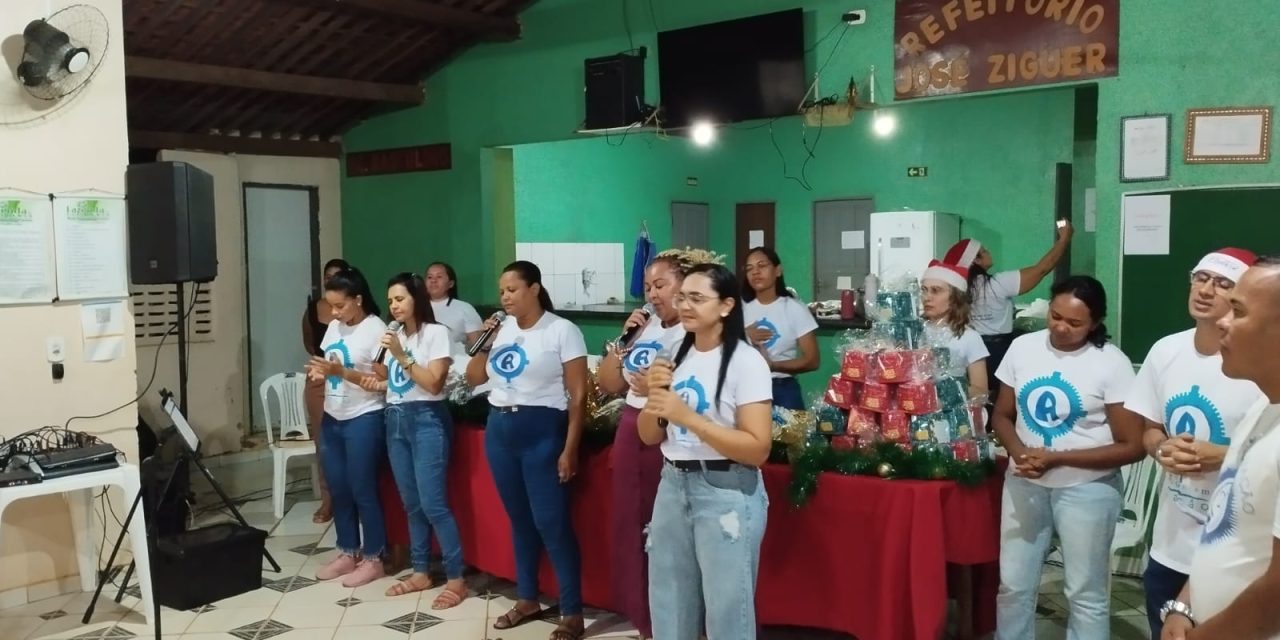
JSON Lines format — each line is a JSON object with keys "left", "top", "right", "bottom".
{"left": 0, "top": 456, "right": 1154, "bottom": 639}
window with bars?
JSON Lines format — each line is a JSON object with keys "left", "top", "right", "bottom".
{"left": 130, "top": 283, "right": 214, "bottom": 346}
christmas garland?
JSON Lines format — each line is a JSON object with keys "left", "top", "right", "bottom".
{"left": 788, "top": 440, "right": 998, "bottom": 507}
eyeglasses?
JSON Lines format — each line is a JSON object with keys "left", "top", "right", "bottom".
{"left": 919, "top": 284, "right": 950, "bottom": 296}
{"left": 1190, "top": 271, "right": 1234, "bottom": 291}
{"left": 673, "top": 293, "right": 719, "bottom": 306}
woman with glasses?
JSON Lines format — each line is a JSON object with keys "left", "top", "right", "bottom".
{"left": 919, "top": 259, "right": 990, "bottom": 393}
{"left": 992, "top": 275, "right": 1142, "bottom": 639}
{"left": 639, "top": 263, "right": 774, "bottom": 640}
{"left": 741, "top": 246, "right": 820, "bottom": 410}
{"left": 1121, "top": 248, "right": 1263, "bottom": 638}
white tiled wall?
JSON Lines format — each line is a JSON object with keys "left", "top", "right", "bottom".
{"left": 514, "top": 242, "right": 626, "bottom": 308}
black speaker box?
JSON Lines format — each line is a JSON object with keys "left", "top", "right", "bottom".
{"left": 152, "top": 523, "right": 266, "bottom": 610}
{"left": 126, "top": 161, "right": 217, "bottom": 285}
{"left": 584, "top": 53, "right": 644, "bottom": 130}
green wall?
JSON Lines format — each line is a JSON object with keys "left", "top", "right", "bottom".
{"left": 344, "top": 0, "right": 1280, "bottom": 345}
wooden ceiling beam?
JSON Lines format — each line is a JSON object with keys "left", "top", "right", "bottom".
{"left": 130, "top": 130, "right": 342, "bottom": 158}
{"left": 125, "top": 55, "right": 424, "bottom": 103}
{"left": 332, "top": 0, "right": 520, "bottom": 40}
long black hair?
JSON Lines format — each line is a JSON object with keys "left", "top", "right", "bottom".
{"left": 427, "top": 261, "right": 459, "bottom": 303}
{"left": 1050, "top": 275, "right": 1109, "bottom": 348}
{"left": 387, "top": 272, "right": 436, "bottom": 328}
{"left": 673, "top": 263, "right": 747, "bottom": 408}
{"left": 502, "top": 260, "right": 554, "bottom": 312}
{"left": 325, "top": 266, "right": 381, "bottom": 318}
{"left": 741, "top": 246, "right": 793, "bottom": 303}
{"left": 323, "top": 258, "right": 350, "bottom": 275}
{"left": 966, "top": 263, "right": 996, "bottom": 294}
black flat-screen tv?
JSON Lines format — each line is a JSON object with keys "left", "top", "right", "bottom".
{"left": 657, "top": 9, "right": 807, "bottom": 129}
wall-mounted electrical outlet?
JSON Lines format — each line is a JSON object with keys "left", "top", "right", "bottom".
{"left": 843, "top": 10, "right": 867, "bottom": 25}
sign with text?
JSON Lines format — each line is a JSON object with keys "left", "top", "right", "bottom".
{"left": 346, "top": 143, "right": 452, "bottom": 177}
{"left": 894, "top": 0, "right": 1118, "bottom": 100}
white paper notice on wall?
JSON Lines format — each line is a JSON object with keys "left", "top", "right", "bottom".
{"left": 748, "top": 229, "right": 764, "bottom": 247}
{"left": 836, "top": 276, "right": 853, "bottom": 290}
{"left": 80, "top": 300, "right": 125, "bottom": 362}
{"left": 53, "top": 195, "right": 129, "bottom": 301}
{"left": 841, "top": 230, "right": 865, "bottom": 250}
{"left": 1123, "top": 194, "right": 1171, "bottom": 255}
{"left": 1083, "top": 188, "right": 1098, "bottom": 232}
{"left": 0, "top": 194, "right": 56, "bottom": 304}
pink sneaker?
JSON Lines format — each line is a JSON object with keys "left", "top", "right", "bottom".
{"left": 315, "top": 553, "right": 358, "bottom": 581}
{"left": 341, "top": 558, "right": 385, "bottom": 587}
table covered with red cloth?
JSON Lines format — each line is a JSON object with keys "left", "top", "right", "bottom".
{"left": 446, "top": 423, "right": 1001, "bottom": 640}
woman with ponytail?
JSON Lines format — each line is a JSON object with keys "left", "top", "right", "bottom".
{"left": 990, "top": 275, "right": 1144, "bottom": 638}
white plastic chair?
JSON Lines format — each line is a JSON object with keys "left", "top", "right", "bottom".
{"left": 1112, "top": 455, "right": 1164, "bottom": 553}
{"left": 260, "top": 372, "right": 320, "bottom": 520}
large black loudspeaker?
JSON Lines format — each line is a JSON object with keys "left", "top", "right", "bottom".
{"left": 584, "top": 52, "right": 644, "bottom": 130}
{"left": 126, "top": 161, "right": 217, "bottom": 284}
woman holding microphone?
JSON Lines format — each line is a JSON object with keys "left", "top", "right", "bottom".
{"left": 639, "top": 262, "right": 773, "bottom": 640}
{"left": 465, "top": 260, "right": 589, "bottom": 640}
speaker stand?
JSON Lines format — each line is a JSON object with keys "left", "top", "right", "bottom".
{"left": 176, "top": 284, "right": 189, "bottom": 416}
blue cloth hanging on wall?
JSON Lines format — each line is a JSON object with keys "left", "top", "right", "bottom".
{"left": 629, "top": 234, "right": 656, "bottom": 298}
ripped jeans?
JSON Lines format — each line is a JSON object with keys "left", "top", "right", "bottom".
{"left": 647, "top": 462, "right": 768, "bottom": 640}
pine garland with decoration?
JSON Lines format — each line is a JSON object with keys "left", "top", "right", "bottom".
{"left": 788, "top": 440, "right": 997, "bottom": 507}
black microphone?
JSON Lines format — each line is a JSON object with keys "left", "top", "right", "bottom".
{"left": 653, "top": 347, "right": 673, "bottom": 427}
{"left": 467, "top": 311, "right": 508, "bottom": 357}
{"left": 616, "top": 303, "right": 655, "bottom": 347}
{"left": 374, "top": 320, "right": 403, "bottom": 363}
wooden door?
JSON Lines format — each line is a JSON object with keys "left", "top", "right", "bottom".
{"left": 734, "top": 202, "right": 776, "bottom": 275}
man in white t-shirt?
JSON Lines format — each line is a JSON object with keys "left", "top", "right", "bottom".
{"left": 1123, "top": 248, "right": 1262, "bottom": 639}
{"left": 1160, "top": 257, "right": 1280, "bottom": 640}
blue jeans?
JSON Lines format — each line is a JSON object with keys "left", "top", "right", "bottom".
{"left": 485, "top": 406, "right": 582, "bottom": 616}
{"left": 996, "top": 472, "right": 1122, "bottom": 640}
{"left": 1143, "top": 557, "right": 1188, "bottom": 639}
{"left": 385, "top": 401, "right": 463, "bottom": 578}
{"left": 771, "top": 377, "right": 804, "bottom": 410}
{"left": 320, "top": 410, "right": 387, "bottom": 557}
{"left": 647, "top": 462, "right": 768, "bottom": 640}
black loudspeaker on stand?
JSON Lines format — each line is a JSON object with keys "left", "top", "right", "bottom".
{"left": 83, "top": 391, "right": 279, "bottom": 639}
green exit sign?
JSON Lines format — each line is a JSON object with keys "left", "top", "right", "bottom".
{"left": 907, "top": 166, "right": 928, "bottom": 178}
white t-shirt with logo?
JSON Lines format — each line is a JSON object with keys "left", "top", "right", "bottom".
{"left": 431, "top": 298, "right": 483, "bottom": 348}
{"left": 661, "top": 343, "right": 773, "bottom": 461}
{"left": 485, "top": 312, "right": 588, "bottom": 411}
{"left": 743, "top": 296, "right": 819, "bottom": 379}
{"left": 926, "top": 322, "right": 990, "bottom": 378}
{"left": 383, "top": 323, "right": 453, "bottom": 404}
{"left": 320, "top": 316, "right": 388, "bottom": 420}
{"left": 995, "top": 330, "right": 1136, "bottom": 488}
{"left": 1125, "top": 329, "right": 1264, "bottom": 574}
{"left": 971, "top": 270, "right": 1020, "bottom": 335}
{"left": 621, "top": 316, "right": 688, "bottom": 409}
{"left": 1189, "top": 401, "right": 1280, "bottom": 623}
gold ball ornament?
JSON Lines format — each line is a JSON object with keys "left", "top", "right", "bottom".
{"left": 877, "top": 462, "right": 894, "bottom": 478}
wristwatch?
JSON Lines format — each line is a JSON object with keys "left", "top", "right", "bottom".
{"left": 401, "top": 355, "right": 416, "bottom": 369}
{"left": 1160, "top": 599, "right": 1197, "bottom": 626}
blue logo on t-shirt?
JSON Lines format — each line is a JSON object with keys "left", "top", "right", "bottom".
{"left": 625, "top": 340, "right": 662, "bottom": 373}
{"left": 673, "top": 376, "right": 710, "bottom": 436}
{"left": 1165, "top": 385, "right": 1229, "bottom": 445}
{"left": 386, "top": 354, "right": 414, "bottom": 398}
{"left": 756, "top": 317, "right": 780, "bottom": 349}
{"left": 489, "top": 343, "right": 529, "bottom": 383}
{"left": 323, "top": 341, "right": 352, "bottom": 390}
{"left": 1017, "top": 372, "right": 1084, "bottom": 446}
{"left": 1201, "top": 467, "right": 1239, "bottom": 544}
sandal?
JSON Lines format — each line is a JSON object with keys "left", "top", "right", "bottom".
{"left": 549, "top": 618, "right": 585, "bottom": 640}
{"left": 384, "top": 573, "right": 433, "bottom": 597}
{"left": 492, "top": 605, "right": 542, "bottom": 630}
{"left": 312, "top": 504, "right": 332, "bottom": 524}
{"left": 430, "top": 585, "right": 467, "bottom": 610}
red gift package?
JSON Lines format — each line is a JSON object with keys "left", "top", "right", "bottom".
{"left": 842, "top": 349, "right": 871, "bottom": 382}
{"left": 831, "top": 435, "right": 858, "bottom": 451}
{"left": 860, "top": 381, "right": 893, "bottom": 413}
{"left": 951, "top": 439, "right": 979, "bottom": 462}
{"left": 873, "top": 349, "right": 912, "bottom": 383}
{"left": 825, "top": 375, "right": 858, "bottom": 410}
{"left": 898, "top": 379, "right": 940, "bottom": 415}
{"left": 880, "top": 409, "right": 910, "bottom": 444}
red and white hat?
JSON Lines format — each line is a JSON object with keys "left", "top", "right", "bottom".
{"left": 1194, "top": 247, "right": 1257, "bottom": 283}
{"left": 943, "top": 239, "right": 983, "bottom": 268}
{"left": 923, "top": 259, "right": 969, "bottom": 291}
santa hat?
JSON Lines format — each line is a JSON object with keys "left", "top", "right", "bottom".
{"left": 943, "top": 239, "right": 983, "bottom": 268}
{"left": 1194, "top": 247, "right": 1257, "bottom": 282}
{"left": 923, "top": 259, "right": 969, "bottom": 291}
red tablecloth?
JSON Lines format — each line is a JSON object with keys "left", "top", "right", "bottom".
{"left": 447, "top": 423, "right": 1000, "bottom": 640}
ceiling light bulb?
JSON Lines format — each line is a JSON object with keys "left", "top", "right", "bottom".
{"left": 873, "top": 112, "right": 897, "bottom": 137}
{"left": 691, "top": 121, "right": 716, "bottom": 147}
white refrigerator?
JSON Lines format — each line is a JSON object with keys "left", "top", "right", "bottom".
{"left": 868, "top": 210, "right": 962, "bottom": 283}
